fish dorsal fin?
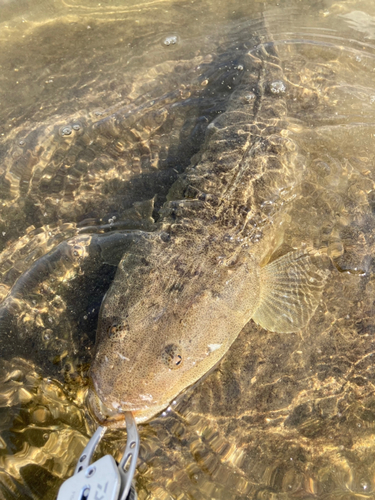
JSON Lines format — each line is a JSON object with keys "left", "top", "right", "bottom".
{"left": 252, "top": 250, "right": 330, "bottom": 333}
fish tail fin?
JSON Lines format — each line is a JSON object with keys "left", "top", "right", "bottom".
{"left": 252, "top": 250, "right": 330, "bottom": 333}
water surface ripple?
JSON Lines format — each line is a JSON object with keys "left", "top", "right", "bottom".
{"left": 1, "top": 0, "right": 375, "bottom": 499}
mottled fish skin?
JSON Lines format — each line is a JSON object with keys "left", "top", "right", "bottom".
{"left": 88, "top": 43, "right": 331, "bottom": 425}
{"left": 0, "top": 42, "right": 258, "bottom": 376}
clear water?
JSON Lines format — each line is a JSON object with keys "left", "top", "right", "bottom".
{"left": 1, "top": 0, "right": 375, "bottom": 498}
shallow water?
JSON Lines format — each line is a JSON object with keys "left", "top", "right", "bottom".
{"left": 1, "top": 0, "right": 375, "bottom": 498}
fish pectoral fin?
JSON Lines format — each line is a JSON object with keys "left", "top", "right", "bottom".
{"left": 252, "top": 250, "right": 330, "bottom": 334}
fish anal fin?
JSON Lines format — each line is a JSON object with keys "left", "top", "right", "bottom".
{"left": 252, "top": 250, "right": 330, "bottom": 333}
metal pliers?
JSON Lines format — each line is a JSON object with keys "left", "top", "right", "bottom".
{"left": 57, "top": 412, "right": 139, "bottom": 500}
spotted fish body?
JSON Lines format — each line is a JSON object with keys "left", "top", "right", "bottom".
{"left": 88, "top": 43, "right": 330, "bottom": 424}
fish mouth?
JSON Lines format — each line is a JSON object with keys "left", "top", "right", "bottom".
{"left": 87, "top": 389, "right": 127, "bottom": 427}
{"left": 86, "top": 381, "right": 166, "bottom": 425}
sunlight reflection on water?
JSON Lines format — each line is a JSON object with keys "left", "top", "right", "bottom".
{"left": 1, "top": 0, "right": 375, "bottom": 499}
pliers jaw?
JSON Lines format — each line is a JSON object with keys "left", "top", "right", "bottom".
{"left": 57, "top": 412, "right": 139, "bottom": 500}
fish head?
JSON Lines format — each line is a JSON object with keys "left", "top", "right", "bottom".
{"left": 87, "top": 237, "right": 260, "bottom": 425}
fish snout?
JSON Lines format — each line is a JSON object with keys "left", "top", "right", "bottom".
{"left": 87, "top": 377, "right": 166, "bottom": 425}
{"left": 86, "top": 382, "right": 127, "bottom": 428}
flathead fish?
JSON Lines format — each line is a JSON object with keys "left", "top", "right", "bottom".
{"left": 88, "top": 44, "right": 331, "bottom": 424}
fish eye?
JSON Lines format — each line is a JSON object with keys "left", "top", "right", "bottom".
{"left": 108, "top": 324, "right": 119, "bottom": 336}
{"left": 107, "top": 321, "right": 129, "bottom": 339}
{"left": 162, "top": 343, "right": 183, "bottom": 370}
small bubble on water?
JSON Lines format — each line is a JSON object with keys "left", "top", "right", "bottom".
{"left": 163, "top": 35, "right": 179, "bottom": 46}
{"left": 61, "top": 126, "right": 72, "bottom": 136}
{"left": 245, "top": 93, "right": 256, "bottom": 101}
{"left": 19, "top": 140, "right": 25, "bottom": 146}
{"left": 237, "top": 64, "right": 244, "bottom": 71}
{"left": 72, "top": 124, "right": 81, "bottom": 131}
{"left": 270, "top": 80, "right": 286, "bottom": 94}
{"left": 360, "top": 480, "right": 369, "bottom": 491}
